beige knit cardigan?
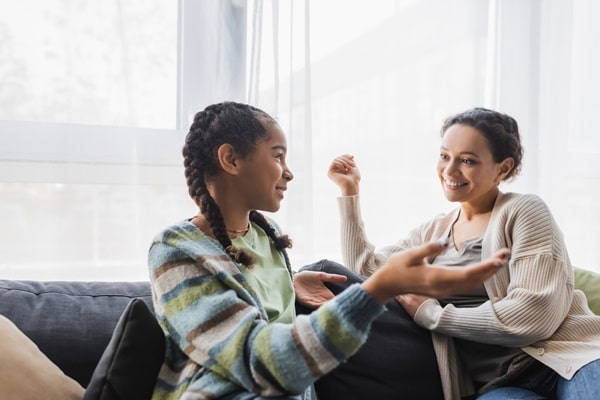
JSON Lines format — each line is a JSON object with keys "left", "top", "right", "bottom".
{"left": 337, "top": 191, "right": 600, "bottom": 399}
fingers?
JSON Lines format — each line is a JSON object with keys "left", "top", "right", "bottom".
{"left": 303, "top": 299, "right": 324, "bottom": 308}
{"left": 493, "top": 248, "right": 511, "bottom": 264}
{"left": 330, "top": 154, "right": 355, "bottom": 172}
{"left": 401, "top": 238, "right": 450, "bottom": 266}
{"left": 467, "top": 248, "right": 510, "bottom": 271}
{"left": 328, "top": 154, "right": 361, "bottom": 195}
{"left": 454, "top": 248, "right": 510, "bottom": 276}
{"left": 411, "top": 247, "right": 509, "bottom": 298}
{"left": 319, "top": 272, "right": 348, "bottom": 283}
{"left": 363, "top": 243, "right": 509, "bottom": 303}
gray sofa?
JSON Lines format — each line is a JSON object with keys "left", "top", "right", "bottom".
{"left": 0, "top": 280, "right": 155, "bottom": 389}
{"left": 1, "top": 267, "right": 599, "bottom": 398}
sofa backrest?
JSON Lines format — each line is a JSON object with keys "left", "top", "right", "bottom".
{"left": 1, "top": 267, "right": 598, "bottom": 389}
{"left": 0, "top": 280, "right": 153, "bottom": 388}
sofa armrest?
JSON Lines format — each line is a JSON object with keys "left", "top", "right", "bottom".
{"left": 0, "top": 280, "right": 153, "bottom": 387}
{"left": 574, "top": 267, "right": 600, "bottom": 316}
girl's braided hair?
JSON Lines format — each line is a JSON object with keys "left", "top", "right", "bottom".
{"left": 183, "top": 101, "right": 292, "bottom": 267}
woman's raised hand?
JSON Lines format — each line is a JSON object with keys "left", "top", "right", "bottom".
{"left": 362, "top": 239, "right": 510, "bottom": 304}
{"left": 328, "top": 154, "right": 361, "bottom": 196}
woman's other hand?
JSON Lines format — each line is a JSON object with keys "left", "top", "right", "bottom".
{"left": 395, "top": 294, "right": 431, "bottom": 318}
{"left": 294, "top": 270, "right": 348, "bottom": 309}
{"left": 328, "top": 154, "right": 361, "bottom": 196}
{"left": 362, "top": 239, "right": 510, "bottom": 304}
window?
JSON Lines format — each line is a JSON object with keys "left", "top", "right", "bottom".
{"left": 0, "top": 0, "right": 186, "bottom": 280}
{"left": 0, "top": 0, "right": 177, "bottom": 128}
{"left": 1, "top": 0, "right": 598, "bottom": 281}
{"left": 0, "top": 0, "right": 249, "bottom": 281}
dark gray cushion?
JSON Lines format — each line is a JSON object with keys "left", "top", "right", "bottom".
{"left": 84, "top": 298, "right": 165, "bottom": 400}
{"left": 0, "top": 280, "right": 153, "bottom": 387}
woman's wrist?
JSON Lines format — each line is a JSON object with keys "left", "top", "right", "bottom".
{"left": 340, "top": 183, "right": 359, "bottom": 197}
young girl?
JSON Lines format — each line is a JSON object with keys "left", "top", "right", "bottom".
{"left": 328, "top": 107, "right": 600, "bottom": 399}
{"left": 147, "top": 102, "right": 509, "bottom": 399}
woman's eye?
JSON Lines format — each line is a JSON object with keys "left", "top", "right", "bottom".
{"left": 461, "top": 158, "right": 474, "bottom": 165}
{"left": 439, "top": 154, "right": 448, "bottom": 160}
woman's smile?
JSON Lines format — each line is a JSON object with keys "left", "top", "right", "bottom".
{"left": 443, "top": 179, "right": 468, "bottom": 188}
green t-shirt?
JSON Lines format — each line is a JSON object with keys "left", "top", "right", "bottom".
{"left": 232, "top": 222, "right": 296, "bottom": 323}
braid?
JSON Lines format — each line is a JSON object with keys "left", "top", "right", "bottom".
{"left": 204, "top": 195, "right": 256, "bottom": 267}
{"left": 182, "top": 101, "right": 285, "bottom": 267}
{"left": 250, "top": 211, "right": 293, "bottom": 271}
{"left": 250, "top": 211, "right": 293, "bottom": 250}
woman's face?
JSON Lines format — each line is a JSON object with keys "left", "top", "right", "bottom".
{"left": 437, "top": 124, "right": 509, "bottom": 206}
{"left": 236, "top": 122, "right": 294, "bottom": 213}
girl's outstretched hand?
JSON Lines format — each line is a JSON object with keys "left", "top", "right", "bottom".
{"left": 362, "top": 239, "right": 510, "bottom": 304}
{"left": 294, "top": 270, "right": 348, "bottom": 308}
{"left": 328, "top": 154, "right": 361, "bottom": 196}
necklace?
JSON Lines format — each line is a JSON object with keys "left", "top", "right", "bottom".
{"left": 194, "top": 215, "right": 252, "bottom": 246}
{"left": 235, "top": 224, "right": 256, "bottom": 249}
{"left": 194, "top": 215, "right": 248, "bottom": 235}
{"left": 226, "top": 226, "right": 249, "bottom": 235}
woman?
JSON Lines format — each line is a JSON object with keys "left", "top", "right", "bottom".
{"left": 147, "top": 102, "right": 508, "bottom": 399}
{"left": 328, "top": 107, "right": 600, "bottom": 399}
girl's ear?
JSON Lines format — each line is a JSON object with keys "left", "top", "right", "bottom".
{"left": 217, "top": 144, "right": 241, "bottom": 175}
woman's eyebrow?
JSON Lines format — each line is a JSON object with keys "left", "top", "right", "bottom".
{"left": 440, "top": 147, "right": 480, "bottom": 158}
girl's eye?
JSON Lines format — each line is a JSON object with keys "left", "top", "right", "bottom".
{"left": 439, "top": 154, "right": 449, "bottom": 160}
{"left": 461, "top": 158, "right": 474, "bottom": 165}
{"left": 275, "top": 153, "right": 284, "bottom": 161}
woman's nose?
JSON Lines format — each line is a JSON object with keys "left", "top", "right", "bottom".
{"left": 443, "top": 160, "right": 459, "bottom": 176}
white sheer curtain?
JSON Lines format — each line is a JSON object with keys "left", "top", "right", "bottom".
{"left": 483, "top": 0, "right": 600, "bottom": 271}
{"left": 1, "top": 0, "right": 598, "bottom": 281}
{"left": 536, "top": 0, "right": 600, "bottom": 272}
{"left": 249, "top": 0, "right": 600, "bottom": 272}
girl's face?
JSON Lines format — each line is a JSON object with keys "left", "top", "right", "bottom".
{"left": 237, "top": 122, "right": 293, "bottom": 213}
{"left": 437, "top": 124, "right": 508, "bottom": 206}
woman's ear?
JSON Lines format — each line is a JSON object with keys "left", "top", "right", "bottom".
{"left": 497, "top": 157, "right": 515, "bottom": 181}
{"left": 217, "top": 144, "right": 241, "bottom": 175}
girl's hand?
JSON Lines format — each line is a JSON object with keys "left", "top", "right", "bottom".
{"left": 328, "top": 154, "right": 361, "bottom": 196}
{"left": 362, "top": 239, "right": 510, "bottom": 304}
{"left": 294, "top": 270, "right": 348, "bottom": 309}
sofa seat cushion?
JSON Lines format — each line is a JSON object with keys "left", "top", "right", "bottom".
{"left": 0, "top": 280, "right": 153, "bottom": 387}
{"left": 0, "top": 314, "right": 85, "bottom": 400}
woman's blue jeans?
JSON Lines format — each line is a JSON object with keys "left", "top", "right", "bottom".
{"left": 477, "top": 358, "right": 600, "bottom": 399}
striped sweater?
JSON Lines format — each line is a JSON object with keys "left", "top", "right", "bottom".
{"left": 148, "top": 218, "right": 384, "bottom": 399}
{"left": 338, "top": 191, "right": 600, "bottom": 399}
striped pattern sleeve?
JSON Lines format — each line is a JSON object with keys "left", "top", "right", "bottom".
{"left": 149, "top": 222, "right": 385, "bottom": 398}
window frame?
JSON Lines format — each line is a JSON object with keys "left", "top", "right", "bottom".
{"left": 0, "top": 0, "right": 247, "bottom": 185}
